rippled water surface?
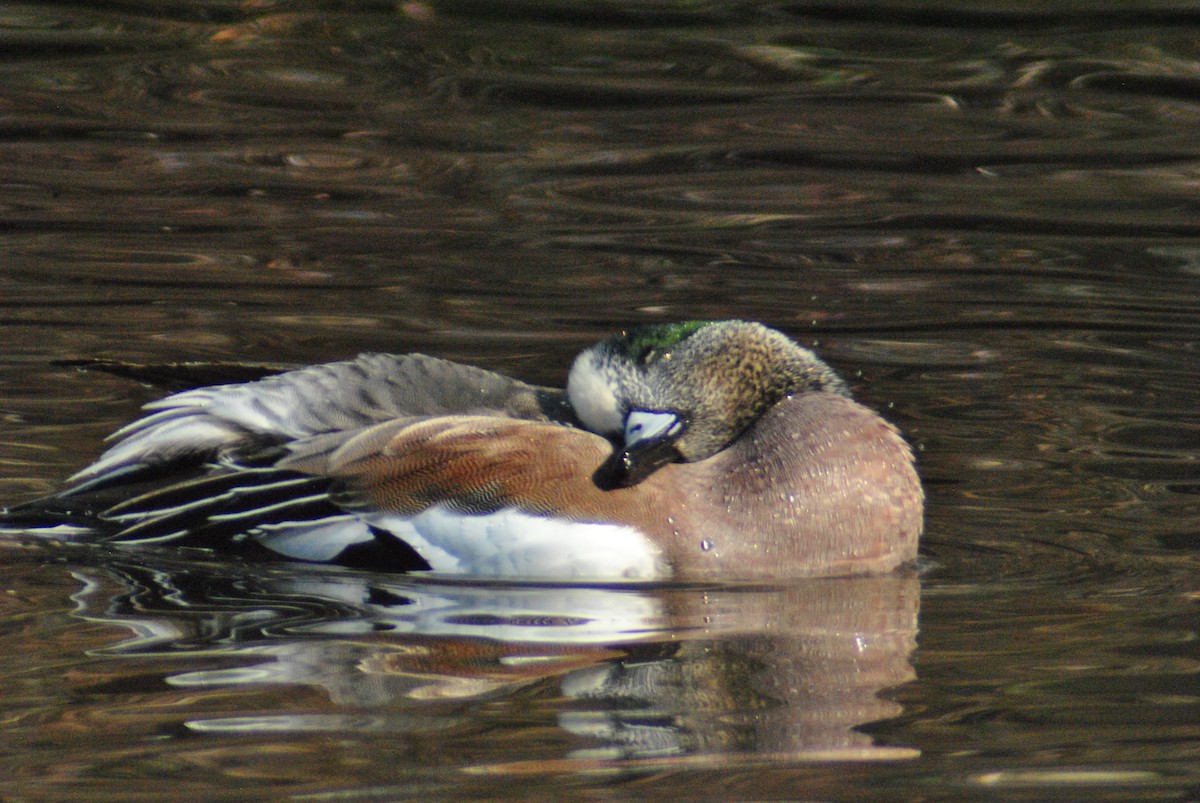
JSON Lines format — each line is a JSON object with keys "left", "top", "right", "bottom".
{"left": 1, "top": 1, "right": 1198, "bottom": 799}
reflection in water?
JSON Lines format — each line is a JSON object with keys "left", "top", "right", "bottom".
{"left": 70, "top": 553, "right": 919, "bottom": 765}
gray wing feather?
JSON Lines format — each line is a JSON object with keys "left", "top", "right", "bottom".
{"left": 70, "top": 353, "right": 564, "bottom": 485}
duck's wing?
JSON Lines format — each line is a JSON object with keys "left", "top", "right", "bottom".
{"left": 9, "top": 411, "right": 670, "bottom": 577}
{"left": 4, "top": 354, "right": 568, "bottom": 570}
{"left": 87, "top": 415, "right": 612, "bottom": 555}
{"left": 282, "top": 415, "right": 622, "bottom": 516}
{"left": 273, "top": 416, "right": 672, "bottom": 578}
{"left": 87, "top": 445, "right": 434, "bottom": 571}
{"left": 67, "top": 353, "right": 572, "bottom": 491}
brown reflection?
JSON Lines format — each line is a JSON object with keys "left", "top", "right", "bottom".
{"left": 70, "top": 554, "right": 919, "bottom": 766}
{"left": 546, "top": 578, "right": 920, "bottom": 765}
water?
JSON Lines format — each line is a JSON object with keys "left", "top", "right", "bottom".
{"left": 1, "top": 1, "right": 1199, "bottom": 799}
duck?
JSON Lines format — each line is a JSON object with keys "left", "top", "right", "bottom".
{"left": 4, "top": 321, "right": 923, "bottom": 582}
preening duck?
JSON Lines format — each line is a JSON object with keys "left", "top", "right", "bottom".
{"left": 3, "top": 321, "right": 923, "bottom": 582}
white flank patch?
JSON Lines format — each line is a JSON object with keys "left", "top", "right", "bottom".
{"left": 364, "top": 505, "right": 670, "bottom": 582}
{"left": 254, "top": 516, "right": 374, "bottom": 562}
{"left": 566, "top": 351, "right": 623, "bottom": 435}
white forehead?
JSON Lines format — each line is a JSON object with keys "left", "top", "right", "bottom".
{"left": 566, "top": 350, "right": 624, "bottom": 435}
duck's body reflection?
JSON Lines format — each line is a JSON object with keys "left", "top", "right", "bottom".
{"left": 71, "top": 552, "right": 919, "bottom": 763}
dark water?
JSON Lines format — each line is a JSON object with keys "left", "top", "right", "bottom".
{"left": 1, "top": 1, "right": 1198, "bottom": 799}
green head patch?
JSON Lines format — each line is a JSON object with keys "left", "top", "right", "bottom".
{"left": 622, "top": 321, "right": 712, "bottom": 365}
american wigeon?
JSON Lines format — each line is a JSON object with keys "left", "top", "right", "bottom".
{"left": 7, "top": 321, "right": 923, "bottom": 581}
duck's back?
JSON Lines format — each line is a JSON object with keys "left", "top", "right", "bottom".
{"left": 0, "top": 354, "right": 575, "bottom": 572}
{"left": 69, "top": 353, "right": 573, "bottom": 488}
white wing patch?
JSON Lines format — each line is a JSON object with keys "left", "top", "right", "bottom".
{"left": 363, "top": 506, "right": 670, "bottom": 582}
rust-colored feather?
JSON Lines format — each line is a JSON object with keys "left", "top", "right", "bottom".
{"left": 285, "top": 416, "right": 677, "bottom": 536}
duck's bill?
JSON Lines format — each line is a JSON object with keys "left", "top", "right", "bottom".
{"left": 594, "top": 411, "right": 685, "bottom": 489}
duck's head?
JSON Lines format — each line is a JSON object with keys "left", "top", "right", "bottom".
{"left": 567, "top": 320, "right": 851, "bottom": 489}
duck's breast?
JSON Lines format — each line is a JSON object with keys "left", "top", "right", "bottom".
{"left": 668, "top": 393, "right": 923, "bottom": 579}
